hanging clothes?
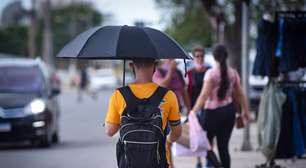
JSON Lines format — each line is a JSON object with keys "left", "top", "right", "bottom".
{"left": 275, "top": 87, "right": 306, "bottom": 158}
{"left": 275, "top": 88, "right": 295, "bottom": 158}
{"left": 254, "top": 14, "right": 306, "bottom": 76}
{"left": 278, "top": 17, "right": 306, "bottom": 73}
{"left": 253, "top": 19, "right": 276, "bottom": 77}
{"left": 258, "top": 81, "right": 287, "bottom": 161}
{"left": 288, "top": 89, "right": 305, "bottom": 156}
{"left": 275, "top": 17, "right": 285, "bottom": 58}
{"left": 298, "top": 90, "right": 306, "bottom": 147}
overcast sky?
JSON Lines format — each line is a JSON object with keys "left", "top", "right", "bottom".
{"left": 0, "top": 0, "right": 167, "bottom": 29}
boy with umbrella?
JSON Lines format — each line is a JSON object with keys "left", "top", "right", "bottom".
{"left": 57, "top": 25, "right": 191, "bottom": 167}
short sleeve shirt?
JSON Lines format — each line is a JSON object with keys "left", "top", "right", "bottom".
{"left": 105, "top": 82, "right": 181, "bottom": 129}
{"left": 204, "top": 67, "right": 241, "bottom": 109}
{"left": 152, "top": 68, "right": 185, "bottom": 107}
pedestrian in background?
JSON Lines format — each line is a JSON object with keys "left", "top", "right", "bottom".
{"left": 186, "top": 47, "right": 211, "bottom": 168}
{"left": 190, "top": 45, "right": 251, "bottom": 168}
{"left": 153, "top": 59, "right": 191, "bottom": 168}
{"left": 105, "top": 59, "right": 182, "bottom": 168}
{"left": 187, "top": 47, "right": 211, "bottom": 111}
{"left": 78, "top": 67, "right": 88, "bottom": 102}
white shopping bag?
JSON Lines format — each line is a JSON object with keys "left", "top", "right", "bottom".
{"left": 188, "top": 112, "right": 211, "bottom": 152}
{"left": 172, "top": 112, "right": 210, "bottom": 157}
{"left": 172, "top": 142, "right": 207, "bottom": 157}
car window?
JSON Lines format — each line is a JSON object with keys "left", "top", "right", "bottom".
{"left": 0, "top": 66, "right": 44, "bottom": 93}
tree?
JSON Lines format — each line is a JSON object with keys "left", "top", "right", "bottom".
{"left": 157, "top": 0, "right": 306, "bottom": 72}
{"left": 35, "top": 3, "right": 103, "bottom": 59}
{"left": 0, "top": 2, "right": 103, "bottom": 64}
{"left": 0, "top": 26, "right": 28, "bottom": 56}
{"left": 167, "top": 1, "right": 212, "bottom": 48}
{"left": 157, "top": 0, "right": 213, "bottom": 49}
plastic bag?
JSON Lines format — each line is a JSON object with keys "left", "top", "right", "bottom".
{"left": 172, "top": 142, "right": 207, "bottom": 157}
{"left": 188, "top": 112, "right": 211, "bottom": 151}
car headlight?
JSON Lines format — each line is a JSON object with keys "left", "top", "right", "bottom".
{"left": 25, "top": 99, "right": 46, "bottom": 114}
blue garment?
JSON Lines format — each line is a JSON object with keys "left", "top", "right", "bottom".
{"left": 276, "top": 88, "right": 294, "bottom": 158}
{"left": 253, "top": 19, "right": 276, "bottom": 77}
{"left": 277, "top": 88, "right": 306, "bottom": 158}
{"left": 298, "top": 91, "right": 306, "bottom": 149}
{"left": 287, "top": 90, "right": 305, "bottom": 156}
{"left": 275, "top": 17, "right": 285, "bottom": 58}
{"left": 278, "top": 18, "right": 306, "bottom": 73}
{"left": 254, "top": 17, "right": 306, "bottom": 75}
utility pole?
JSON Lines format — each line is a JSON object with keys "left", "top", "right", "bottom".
{"left": 241, "top": 1, "right": 253, "bottom": 151}
{"left": 28, "top": 0, "right": 36, "bottom": 58}
{"left": 42, "top": 0, "right": 54, "bottom": 67}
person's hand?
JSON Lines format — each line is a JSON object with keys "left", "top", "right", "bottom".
{"left": 166, "top": 135, "right": 174, "bottom": 143}
{"left": 189, "top": 110, "right": 196, "bottom": 115}
{"left": 243, "top": 112, "right": 251, "bottom": 123}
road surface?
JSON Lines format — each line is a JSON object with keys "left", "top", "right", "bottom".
{"left": 0, "top": 89, "right": 118, "bottom": 168}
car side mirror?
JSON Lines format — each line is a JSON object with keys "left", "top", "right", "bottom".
{"left": 51, "top": 88, "right": 61, "bottom": 97}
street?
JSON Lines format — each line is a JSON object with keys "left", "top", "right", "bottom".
{"left": 0, "top": 89, "right": 117, "bottom": 168}
{"left": 0, "top": 88, "right": 305, "bottom": 168}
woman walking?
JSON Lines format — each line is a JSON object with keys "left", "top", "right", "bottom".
{"left": 190, "top": 45, "right": 251, "bottom": 168}
{"left": 186, "top": 47, "right": 211, "bottom": 168}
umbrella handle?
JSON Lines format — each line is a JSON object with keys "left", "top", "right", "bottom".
{"left": 184, "top": 59, "right": 187, "bottom": 77}
{"left": 123, "top": 59, "right": 126, "bottom": 86}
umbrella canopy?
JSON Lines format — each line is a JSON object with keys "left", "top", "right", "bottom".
{"left": 57, "top": 25, "right": 191, "bottom": 60}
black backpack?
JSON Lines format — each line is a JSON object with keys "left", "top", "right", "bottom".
{"left": 116, "top": 86, "right": 168, "bottom": 168}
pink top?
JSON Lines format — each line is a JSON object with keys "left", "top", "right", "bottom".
{"left": 153, "top": 66, "right": 185, "bottom": 107}
{"left": 204, "top": 66, "right": 241, "bottom": 110}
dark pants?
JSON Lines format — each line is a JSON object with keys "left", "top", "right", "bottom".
{"left": 203, "top": 103, "right": 236, "bottom": 168}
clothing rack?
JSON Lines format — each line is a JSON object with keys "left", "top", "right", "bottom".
{"left": 269, "top": 11, "right": 306, "bottom": 78}
{"left": 259, "top": 10, "right": 306, "bottom": 168}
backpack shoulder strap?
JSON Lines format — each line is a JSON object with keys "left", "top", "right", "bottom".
{"left": 118, "top": 86, "right": 139, "bottom": 106}
{"left": 148, "top": 86, "right": 169, "bottom": 107}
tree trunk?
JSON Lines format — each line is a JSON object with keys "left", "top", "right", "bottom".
{"left": 201, "top": 0, "right": 243, "bottom": 74}
{"left": 28, "top": 0, "right": 37, "bottom": 58}
{"left": 224, "top": 1, "right": 242, "bottom": 73}
{"left": 42, "top": 0, "right": 54, "bottom": 67}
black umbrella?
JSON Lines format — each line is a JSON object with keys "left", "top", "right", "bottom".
{"left": 57, "top": 25, "right": 191, "bottom": 85}
{"left": 57, "top": 25, "right": 191, "bottom": 60}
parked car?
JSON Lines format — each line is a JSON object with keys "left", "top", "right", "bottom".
{"left": 0, "top": 58, "right": 61, "bottom": 147}
{"left": 88, "top": 68, "right": 118, "bottom": 91}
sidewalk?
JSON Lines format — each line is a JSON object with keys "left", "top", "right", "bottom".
{"left": 173, "top": 123, "right": 306, "bottom": 168}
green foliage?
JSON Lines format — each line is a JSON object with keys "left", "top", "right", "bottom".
{"left": 39, "top": 3, "right": 103, "bottom": 57}
{"left": 0, "top": 3, "right": 103, "bottom": 58}
{"left": 157, "top": 0, "right": 213, "bottom": 49}
{"left": 166, "top": 9, "right": 213, "bottom": 49}
{"left": 0, "top": 26, "right": 28, "bottom": 56}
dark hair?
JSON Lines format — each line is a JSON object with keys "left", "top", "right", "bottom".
{"left": 192, "top": 47, "right": 205, "bottom": 56}
{"left": 132, "top": 59, "right": 156, "bottom": 68}
{"left": 213, "top": 45, "right": 229, "bottom": 100}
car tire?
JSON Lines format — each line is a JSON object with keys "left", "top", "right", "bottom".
{"left": 52, "top": 132, "right": 59, "bottom": 144}
{"left": 39, "top": 132, "right": 52, "bottom": 148}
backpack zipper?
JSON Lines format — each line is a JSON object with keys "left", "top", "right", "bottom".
{"left": 123, "top": 140, "right": 161, "bottom": 165}
{"left": 121, "top": 114, "right": 162, "bottom": 120}
{"left": 124, "top": 140, "right": 158, "bottom": 145}
{"left": 121, "top": 130, "right": 154, "bottom": 141}
{"left": 120, "top": 123, "right": 164, "bottom": 137}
